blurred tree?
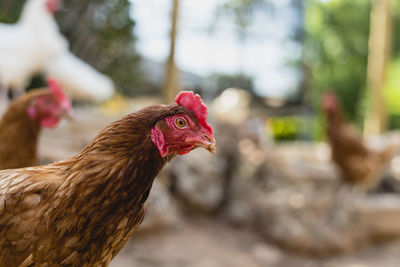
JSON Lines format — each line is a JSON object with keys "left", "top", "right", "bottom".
{"left": 57, "top": 0, "right": 142, "bottom": 96}
{"left": 393, "top": 0, "right": 400, "bottom": 58}
{"left": 303, "top": 0, "right": 371, "bottom": 123}
{"left": 163, "top": 0, "right": 180, "bottom": 102}
{"left": 212, "top": 0, "right": 305, "bottom": 102}
{"left": 268, "top": 116, "right": 302, "bottom": 141}
{"left": 0, "top": 0, "right": 24, "bottom": 22}
{"left": 0, "top": 0, "right": 142, "bottom": 96}
{"left": 213, "top": 0, "right": 271, "bottom": 41}
{"left": 364, "top": 0, "right": 392, "bottom": 135}
{"left": 212, "top": 0, "right": 273, "bottom": 74}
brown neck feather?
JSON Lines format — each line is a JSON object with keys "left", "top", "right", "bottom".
{"left": 48, "top": 105, "right": 185, "bottom": 240}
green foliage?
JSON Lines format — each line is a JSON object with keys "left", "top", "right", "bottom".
{"left": 267, "top": 115, "right": 320, "bottom": 141}
{"left": 384, "top": 57, "right": 400, "bottom": 129}
{"left": 380, "top": 1, "right": 400, "bottom": 129}
{"left": 303, "top": 0, "right": 371, "bottom": 122}
{"left": 392, "top": 0, "right": 400, "bottom": 59}
{"left": 384, "top": 58, "right": 400, "bottom": 114}
{"left": 268, "top": 116, "right": 300, "bottom": 141}
{"left": 0, "top": 1, "right": 24, "bottom": 22}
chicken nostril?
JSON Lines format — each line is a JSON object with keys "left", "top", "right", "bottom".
{"left": 204, "top": 135, "right": 212, "bottom": 142}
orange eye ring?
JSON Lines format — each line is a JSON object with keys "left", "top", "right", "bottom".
{"left": 174, "top": 117, "right": 187, "bottom": 128}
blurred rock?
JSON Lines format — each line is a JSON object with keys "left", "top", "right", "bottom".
{"left": 167, "top": 121, "right": 244, "bottom": 214}
{"left": 253, "top": 186, "right": 369, "bottom": 254}
{"left": 227, "top": 142, "right": 371, "bottom": 254}
{"left": 251, "top": 243, "right": 283, "bottom": 266}
{"left": 227, "top": 140, "right": 400, "bottom": 254}
{"left": 357, "top": 194, "right": 400, "bottom": 239}
{"left": 168, "top": 149, "right": 227, "bottom": 213}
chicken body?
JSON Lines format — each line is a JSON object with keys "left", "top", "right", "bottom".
{"left": 0, "top": 92, "right": 215, "bottom": 266}
{"left": 323, "top": 92, "right": 395, "bottom": 188}
{"left": 45, "top": 52, "right": 114, "bottom": 101}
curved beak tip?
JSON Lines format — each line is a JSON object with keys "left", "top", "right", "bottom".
{"left": 207, "top": 145, "right": 216, "bottom": 154}
{"left": 188, "top": 135, "right": 216, "bottom": 154}
{"left": 206, "top": 137, "right": 216, "bottom": 154}
{"left": 64, "top": 110, "right": 74, "bottom": 121}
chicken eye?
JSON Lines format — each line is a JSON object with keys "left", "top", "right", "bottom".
{"left": 174, "top": 117, "right": 187, "bottom": 128}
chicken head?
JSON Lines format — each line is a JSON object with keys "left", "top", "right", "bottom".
{"left": 151, "top": 91, "right": 216, "bottom": 157}
{"left": 45, "top": 0, "right": 61, "bottom": 14}
{"left": 322, "top": 91, "right": 340, "bottom": 114}
{"left": 26, "top": 78, "right": 72, "bottom": 128}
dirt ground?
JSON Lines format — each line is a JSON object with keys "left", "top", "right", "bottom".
{"left": 110, "top": 217, "right": 400, "bottom": 267}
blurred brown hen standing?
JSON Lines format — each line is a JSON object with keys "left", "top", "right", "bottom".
{"left": 322, "top": 91, "right": 396, "bottom": 189}
{"left": 0, "top": 91, "right": 216, "bottom": 266}
{"left": 0, "top": 79, "right": 71, "bottom": 170}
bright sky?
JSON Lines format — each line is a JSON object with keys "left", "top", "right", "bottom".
{"left": 130, "top": 0, "right": 303, "bottom": 98}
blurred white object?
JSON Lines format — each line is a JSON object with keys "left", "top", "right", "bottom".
{"left": 0, "top": 0, "right": 114, "bottom": 101}
{"left": 211, "top": 88, "right": 251, "bottom": 123}
{"left": 46, "top": 52, "right": 114, "bottom": 101}
{"left": 0, "top": 0, "right": 67, "bottom": 91}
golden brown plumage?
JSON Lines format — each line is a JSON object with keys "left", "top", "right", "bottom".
{"left": 322, "top": 91, "right": 396, "bottom": 189}
{"left": 0, "top": 79, "right": 71, "bottom": 170}
{"left": 0, "top": 92, "right": 216, "bottom": 266}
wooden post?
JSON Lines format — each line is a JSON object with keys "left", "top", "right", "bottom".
{"left": 163, "top": 0, "right": 180, "bottom": 102}
{"left": 364, "top": 0, "right": 392, "bottom": 136}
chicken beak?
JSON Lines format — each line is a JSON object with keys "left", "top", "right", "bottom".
{"left": 205, "top": 136, "right": 216, "bottom": 154}
{"left": 64, "top": 109, "right": 74, "bottom": 121}
{"left": 198, "top": 135, "right": 216, "bottom": 154}
{"left": 186, "top": 134, "right": 216, "bottom": 154}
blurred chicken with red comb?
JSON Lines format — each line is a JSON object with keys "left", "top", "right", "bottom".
{"left": 322, "top": 90, "right": 397, "bottom": 189}
{"left": 0, "top": 79, "right": 72, "bottom": 169}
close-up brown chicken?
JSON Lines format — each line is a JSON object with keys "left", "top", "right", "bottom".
{"left": 322, "top": 91, "right": 395, "bottom": 189}
{"left": 0, "top": 78, "right": 72, "bottom": 170}
{"left": 4, "top": 1, "right": 400, "bottom": 266}
{"left": 0, "top": 91, "right": 216, "bottom": 266}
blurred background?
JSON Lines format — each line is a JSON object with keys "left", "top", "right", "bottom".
{"left": 3, "top": 0, "right": 400, "bottom": 266}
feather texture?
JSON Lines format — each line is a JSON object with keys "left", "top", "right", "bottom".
{"left": 0, "top": 104, "right": 207, "bottom": 266}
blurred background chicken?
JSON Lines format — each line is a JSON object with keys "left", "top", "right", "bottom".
{"left": 322, "top": 91, "right": 397, "bottom": 190}
{"left": 45, "top": 52, "right": 115, "bottom": 101}
{"left": 0, "top": 78, "right": 71, "bottom": 170}
{"left": 0, "top": 0, "right": 114, "bottom": 106}
{"left": 0, "top": 0, "right": 66, "bottom": 94}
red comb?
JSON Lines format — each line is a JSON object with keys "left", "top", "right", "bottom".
{"left": 175, "top": 91, "right": 213, "bottom": 135}
{"left": 322, "top": 91, "right": 337, "bottom": 104}
{"left": 47, "top": 77, "right": 72, "bottom": 110}
{"left": 45, "top": 0, "right": 59, "bottom": 14}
